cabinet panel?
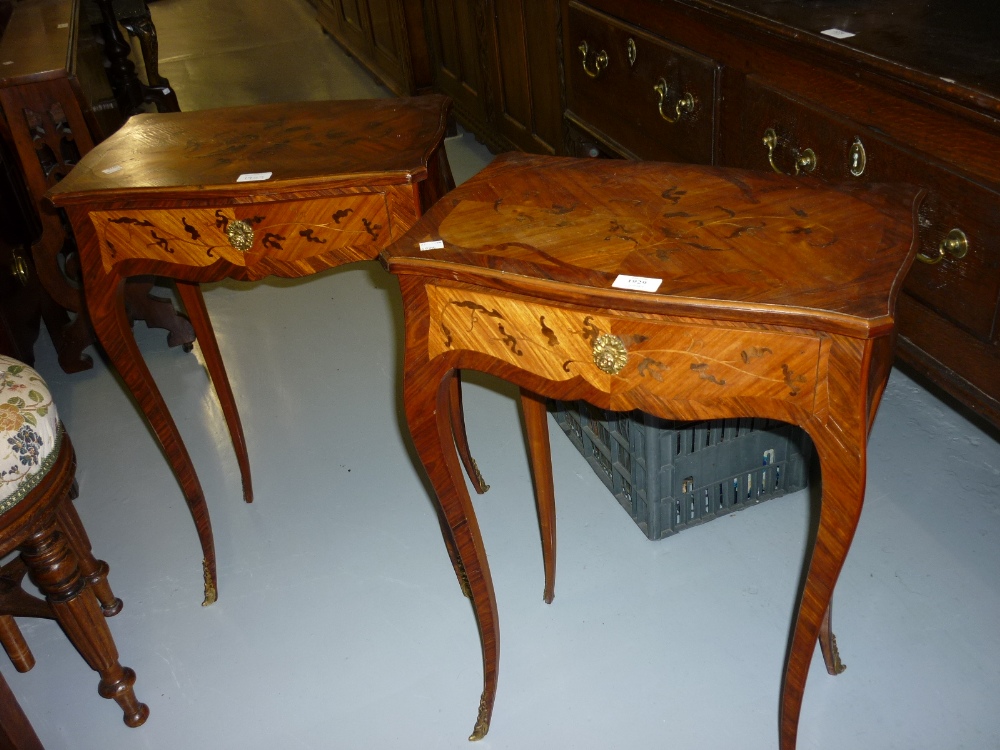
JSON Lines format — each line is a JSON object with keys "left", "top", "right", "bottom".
{"left": 425, "top": 0, "right": 563, "bottom": 155}
{"left": 564, "top": 2, "right": 717, "bottom": 163}
{"left": 484, "top": 0, "right": 563, "bottom": 154}
{"left": 728, "top": 77, "right": 1000, "bottom": 344}
{"left": 424, "top": 0, "right": 489, "bottom": 133}
{"left": 316, "top": 0, "right": 429, "bottom": 95}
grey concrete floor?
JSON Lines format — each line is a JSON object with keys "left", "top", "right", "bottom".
{"left": 4, "top": 1, "right": 1000, "bottom": 748}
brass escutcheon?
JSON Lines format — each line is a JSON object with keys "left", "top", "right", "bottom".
{"left": 849, "top": 137, "right": 867, "bottom": 176}
{"left": 592, "top": 333, "right": 628, "bottom": 374}
{"left": 226, "top": 219, "right": 255, "bottom": 251}
{"left": 627, "top": 38, "right": 637, "bottom": 67}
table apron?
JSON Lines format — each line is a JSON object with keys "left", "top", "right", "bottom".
{"left": 89, "top": 193, "right": 393, "bottom": 274}
{"left": 426, "top": 284, "right": 831, "bottom": 415}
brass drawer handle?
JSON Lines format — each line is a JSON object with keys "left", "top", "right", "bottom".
{"left": 917, "top": 228, "right": 969, "bottom": 265}
{"left": 10, "top": 251, "right": 29, "bottom": 286}
{"left": 578, "top": 40, "right": 609, "bottom": 78}
{"left": 226, "top": 219, "right": 255, "bottom": 251}
{"left": 653, "top": 79, "right": 695, "bottom": 123}
{"left": 592, "top": 333, "right": 628, "bottom": 374}
{"left": 762, "top": 128, "right": 817, "bottom": 175}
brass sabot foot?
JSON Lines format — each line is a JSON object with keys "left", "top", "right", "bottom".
{"left": 829, "top": 633, "right": 846, "bottom": 675}
{"left": 472, "top": 458, "right": 490, "bottom": 493}
{"left": 201, "top": 559, "right": 217, "bottom": 606}
{"left": 468, "top": 694, "right": 491, "bottom": 741}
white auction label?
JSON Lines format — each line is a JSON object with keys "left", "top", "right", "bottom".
{"left": 419, "top": 239, "right": 445, "bottom": 251}
{"left": 612, "top": 274, "right": 662, "bottom": 292}
{"left": 102, "top": 165, "right": 123, "bottom": 175}
{"left": 236, "top": 172, "right": 273, "bottom": 183}
{"left": 821, "top": 28, "right": 855, "bottom": 39}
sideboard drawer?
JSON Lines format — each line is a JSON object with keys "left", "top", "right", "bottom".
{"left": 729, "top": 77, "right": 1000, "bottom": 343}
{"left": 565, "top": 1, "right": 718, "bottom": 164}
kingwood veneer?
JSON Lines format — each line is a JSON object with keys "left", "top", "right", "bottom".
{"left": 381, "top": 152, "right": 923, "bottom": 748}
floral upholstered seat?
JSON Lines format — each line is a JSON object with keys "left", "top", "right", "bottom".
{"left": 0, "top": 356, "right": 61, "bottom": 516}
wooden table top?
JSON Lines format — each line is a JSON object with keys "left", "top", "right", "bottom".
{"left": 47, "top": 95, "right": 452, "bottom": 204}
{"left": 382, "top": 153, "right": 923, "bottom": 337}
{"left": 0, "top": 0, "right": 76, "bottom": 87}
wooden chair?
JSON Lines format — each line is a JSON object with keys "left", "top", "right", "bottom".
{"left": 0, "top": 355, "right": 147, "bottom": 727}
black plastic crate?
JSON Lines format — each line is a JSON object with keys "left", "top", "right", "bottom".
{"left": 551, "top": 401, "right": 812, "bottom": 540}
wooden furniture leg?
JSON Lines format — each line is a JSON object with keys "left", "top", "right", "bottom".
{"left": 118, "top": 4, "right": 182, "bottom": 113}
{"left": 0, "top": 613, "right": 36, "bottom": 672}
{"left": 403, "top": 360, "right": 498, "bottom": 741}
{"left": 21, "top": 519, "right": 148, "bottom": 727}
{"left": 0, "top": 669, "right": 44, "bottom": 750}
{"left": 519, "top": 388, "right": 557, "bottom": 604}
{"left": 175, "top": 282, "right": 253, "bottom": 504}
{"left": 780, "top": 410, "right": 867, "bottom": 749}
{"left": 448, "top": 371, "right": 489, "bottom": 493}
{"left": 56, "top": 501, "right": 123, "bottom": 617}
{"left": 85, "top": 272, "right": 217, "bottom": 605}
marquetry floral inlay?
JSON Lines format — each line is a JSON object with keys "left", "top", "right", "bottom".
{"left": 427, "top": 286, "right": 821, "bottom": 402}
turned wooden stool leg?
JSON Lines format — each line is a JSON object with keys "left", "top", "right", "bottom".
{"left": 21, "top": 520, "right": 148, "bottom": 727}
{"left": 56, "top": 503, "right": 123, "bottom": 617}
{"left": 0, "top": 616, "right": 35, "bottom": 672}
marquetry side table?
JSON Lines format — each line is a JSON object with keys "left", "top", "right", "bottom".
{"left": 46, "top": 95, "right": 474, "bottom": 605}
{"left": 381, "top": 152, "right": 923, "bottom": 748}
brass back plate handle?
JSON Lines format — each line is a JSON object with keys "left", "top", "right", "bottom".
{"left": 10, "top": 251, "right": 29, "bottom": 286}
{"left": 578, "top": 40, "right": 609, "bottom": 78}
{"left": 763, "top": 128, "right": 817, "bottom": 175}
{"left": 917, "top": 228, "right": 969, "bottom": 265}
{"left": 653, "top": 79, "right": 695, "bottom": 123}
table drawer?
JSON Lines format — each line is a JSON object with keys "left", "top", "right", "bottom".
{"left": 565, "top": 1, "right": 717, "bottom": 164}
{"left": 729, "top": 77, "right": 1000, "bottom": 343}
{"left": 90, "top": 193, "right": 391, "bottom": 273}
{"left": 427, "top": 285, "right": 822, "bottom": 407}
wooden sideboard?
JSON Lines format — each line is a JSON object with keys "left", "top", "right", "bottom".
{"left": 315, "top": 0, "right": 432, "bottom": 96}
{"left": 423, "top": 0, "right": 563, "bottom": 155}
{"left": 336, "top": 0, "right": 999, "bottom": 430}
{"left": 557, "top": 0, "right": 1000, "bottom": 431}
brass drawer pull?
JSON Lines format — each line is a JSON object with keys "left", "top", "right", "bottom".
{"left": 762, "top": 128, "right": 817, "bottom": 175}
{"left": 10, "top": 251, "right": 29, "bottom": 286}
{"left": 226, "top": 219, "right": 255, "bottom": 251}
{"left": 10, "top": 250, "right": 31, "bottom": 286}
{"left": 578, "top": 40, "right": 609, "bottom": 78}
{"left": 626, "top": 38, "right": 637, "bottom": 67}
{"left": 592, "top": 333, "right": 628, "bottom": 374}
{"left": 917, "top": 228, "right": 969, "bottom": 265}
{"left": 653, "top": 79, "right": 695, "bottom": 123}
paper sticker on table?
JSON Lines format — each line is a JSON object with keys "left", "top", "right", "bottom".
{"left": 236, "top": 172, "right": 273, "bottom": 183}
{"left": 821, "top": 28, "right": 855, "bottom": 39}
{"left": 419, "top": 240, "right": 445, "bottom": 251}
{"left": 102, "top": 165, "right": 123, "bottom": 175}
{"left": 612, "top": 274, "right": 662, "bottom": 292}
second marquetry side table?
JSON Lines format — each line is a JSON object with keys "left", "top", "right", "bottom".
{"left": 381, "top": 152, "right": 923, "bottom": 748}
{"left": 46, "top": 95, "right": 477, "bottom": 604}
